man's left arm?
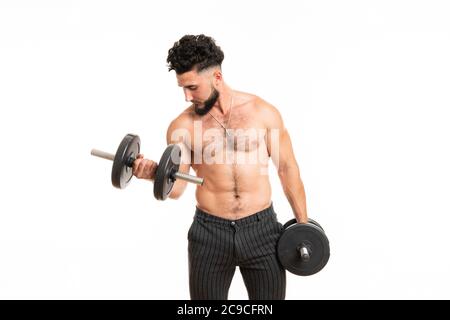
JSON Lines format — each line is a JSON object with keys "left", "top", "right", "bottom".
{"left": 264, "top": 102, "right": 308, "bottom": 223}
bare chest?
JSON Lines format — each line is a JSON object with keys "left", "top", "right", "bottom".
{"left": 193, "top": 113, "right": 267, "bottom": 155}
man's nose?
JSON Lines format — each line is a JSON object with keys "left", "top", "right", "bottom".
{"left": 183, "top": 89, "right": 193, "bottom": 102}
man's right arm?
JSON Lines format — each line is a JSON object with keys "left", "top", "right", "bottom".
{"left": 166, "top": 118, "right": 192, "bottom": 199}
{"left": 132, "top": 116, "right": 192, "bottom": 199}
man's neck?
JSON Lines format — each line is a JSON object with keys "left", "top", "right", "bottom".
{"left": 215, "top": 86, "right": 233, "bottom": 115}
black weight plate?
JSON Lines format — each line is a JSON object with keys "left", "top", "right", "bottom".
{"left": 282, "top": 218, "right": 297, "bottom": 230}
{"left": 111, "top": 134, "right": 140, "bottom": 189}
{"left": 282, "top": 218, "right": 324, "bottom": 232}
{"left": 308, "top": 218, "right": 325, "bottom": 232}
{"left": 153, "top": 144, "right": 181, "bottom": 200}
{"left": 277, "top": 223, "right": 330, "bottom": 276}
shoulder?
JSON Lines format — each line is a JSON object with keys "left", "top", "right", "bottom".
{"left": 235, "top": 91, "right": 277, "bottom": 112}
{"left": 248, "top": 94, "right": 284, "bottom": 129}
{"left": 238, "top": 92, "right": 281, "bottom": 115}
{"left": 168, "top": 106, "right": 195, "bottom": 129}
{"left": 233, "top": 91, "right": 284, "bottom": 129}
{"left": 166, "top": 106, "right": 195, "bottom": 144}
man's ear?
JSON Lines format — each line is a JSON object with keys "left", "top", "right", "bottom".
{"left": 213, "top": 70, "right": 223, "bottom": 85}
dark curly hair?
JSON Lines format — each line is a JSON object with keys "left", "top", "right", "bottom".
{"left": 167, "top": 34, "right": 224, "bottom": 74}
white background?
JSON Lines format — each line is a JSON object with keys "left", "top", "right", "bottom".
{"left": 1, "top": 0, "right": 449, "bottom": 299}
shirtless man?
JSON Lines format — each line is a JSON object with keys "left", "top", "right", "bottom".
{"left": 133, "top": 34, "right": 308, "bottom": 300}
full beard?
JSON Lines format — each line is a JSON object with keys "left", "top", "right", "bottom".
{"left": 194, "top": 88, "right": 220, "bottom": 116}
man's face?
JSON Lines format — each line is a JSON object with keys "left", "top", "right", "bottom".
{"left": 176, "top": 69, "right": 219, "bottom": 116}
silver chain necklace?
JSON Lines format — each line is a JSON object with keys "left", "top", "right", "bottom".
{"left": 208, "top": 93, "right": 234, "bottom": 137}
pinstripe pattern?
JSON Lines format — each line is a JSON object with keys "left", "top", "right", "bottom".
{"left": 188, "top": 203, "right": 286, "bottom": 300}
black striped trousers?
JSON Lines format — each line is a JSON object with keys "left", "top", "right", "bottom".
{"left": 187, "top": 203, "right": 286, "bottom": 300}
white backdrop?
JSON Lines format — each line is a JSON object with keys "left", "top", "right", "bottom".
{"left": 0, "top": 0, "right": 449, "bottom": 299}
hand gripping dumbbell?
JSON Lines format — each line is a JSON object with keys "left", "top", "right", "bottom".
{"left": 91, "top": 133, "right": 203, "bottom": 200}
{"left": 277, "top": 218, "right": 330, "bottom": 276}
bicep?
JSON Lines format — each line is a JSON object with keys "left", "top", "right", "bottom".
{"left": 269, "top": 127, "right": 297, "bottom": 172}
{"left": 166, "top": 121, "right": 192, "bottom": 174}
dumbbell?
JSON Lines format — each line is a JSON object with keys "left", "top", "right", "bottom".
{"left": 277, "top": 218, "right": 330, "bottom": 276}
{"left": 91, "top": 133, "right": 203, "bottom": 200}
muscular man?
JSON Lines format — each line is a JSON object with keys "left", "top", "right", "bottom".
{"left": 133, "top": 34, "right": 308, "bottom": 300}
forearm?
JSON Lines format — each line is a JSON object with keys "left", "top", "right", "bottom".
{"left": 278, "top": 165, "right": 308, "bottom": 223}
{"left": 168, "top": 180, "right": 187, "bottom": 199}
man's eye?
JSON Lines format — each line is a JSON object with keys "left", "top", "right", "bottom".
{"left": 189, "top": 87, "right": 197, "bottom": 90}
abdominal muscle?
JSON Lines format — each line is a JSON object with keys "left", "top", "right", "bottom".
{"left": 193, "top": 161, "right": 272, "bottom": 220}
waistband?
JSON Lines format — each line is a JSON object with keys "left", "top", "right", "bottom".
{"left": 194, "top": 203, "right": 275, "bottom": 226}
